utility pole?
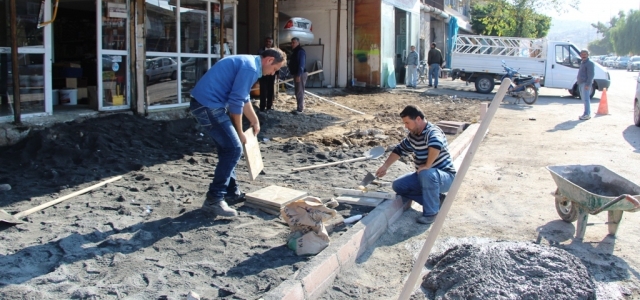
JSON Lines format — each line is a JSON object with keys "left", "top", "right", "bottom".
{"left": 10, "top": 0, "right": 21, "bottom": 124}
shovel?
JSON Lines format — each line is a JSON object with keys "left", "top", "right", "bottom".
{"left": 292, "top": 146, "right": 385, "bottom": 172}
{"left": 357, "top": 171, "right": 378, "bottom": 191}
{"left": 0, "top": 176, "right": 122, "bottom": 225}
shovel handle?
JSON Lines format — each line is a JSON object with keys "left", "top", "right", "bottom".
{"left": 292, "top": 156, "right": 368, "bottom": 172}
{"left": 15, "top": 176, "right": 123, "bottom": 219}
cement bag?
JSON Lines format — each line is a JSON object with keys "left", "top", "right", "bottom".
{"left": 281, "top": 196, "right": 337, "bottom": 256}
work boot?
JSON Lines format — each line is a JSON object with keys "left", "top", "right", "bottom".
{"left": 202, "top": 198, "right": 238, "bottom": 217}
{"left": 225, "top": 192, "right": 246, "bottom": 202}
{"left": 417, "top": 215, "right": 436, "bottom": 225}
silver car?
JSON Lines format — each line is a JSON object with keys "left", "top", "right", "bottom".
{"left": 635, "top": 72, "right": 640, "bottom": 127}
{"left": 278, "top": 13, "right": 314, "bottom": 45}
{"left": 146, "top": 57, "right": 178, "bottom": 83}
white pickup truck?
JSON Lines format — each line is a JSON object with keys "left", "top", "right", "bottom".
{"left": 450, "top": 35, "right": 611, "bottom": 98}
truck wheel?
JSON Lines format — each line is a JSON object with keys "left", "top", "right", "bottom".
{"left": 590, "top": 83, "right": 596, "bottom": 99}
{"left": 475, "top": 75, "right": 494, "bottom": 94}
{"left": 555, "top": 189, "right": 578, "bottom": 222}
{"left": 522, "top": 85, "right": 538, "bottom": 104}
{"left": 571, "top": 85, "right": 580, "bottom": 98}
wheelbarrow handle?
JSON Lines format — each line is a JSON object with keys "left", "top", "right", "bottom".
{"left": 590, "top": 194, "right": 637, "bottom": 215}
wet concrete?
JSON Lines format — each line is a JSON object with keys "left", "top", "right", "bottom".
{"left": 421, "top": 241, "right": 595, "bottom": 300}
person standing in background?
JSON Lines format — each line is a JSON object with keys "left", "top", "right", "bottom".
{"left": 258, "top": 37, "right": 277, "bottom": 112}
{"left": 405, "top": 45, "right": 419, "bottom": 88}
{"left": 428, "top": 42, "right": 444, "bottom": 88}
{"left": 289, "top": 37, "right": 307, "bottom": 113}
{"left": 576, "top": 49, "right": 595, "bottom": 120}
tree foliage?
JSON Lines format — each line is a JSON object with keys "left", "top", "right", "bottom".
{"left": 470, "top": 0, "right": 552, "bottom": 38}
{"left": 589, "top": 10, "right": 640, "bottom": 55}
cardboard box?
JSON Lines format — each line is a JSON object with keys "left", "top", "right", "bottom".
{"left": 53, "top": 78, "right": 77, "bottom": 89}
{"left": 77, "top": 87, "right": 88, "bottom": 100}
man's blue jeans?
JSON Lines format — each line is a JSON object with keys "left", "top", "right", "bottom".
{"left": 392, "top": 168, "right": 455, "bottom": 217}
{"left": 406, "top": 65, "right": 418, "bottom": 87}
{"left": 579, "top": 83, "right": 591, "bottom": 116}
{"left": 190, "top": 100, "right": 242, "bottom": 200}
{"left": 429, "top": 64, "right": 441, "bottom": 87}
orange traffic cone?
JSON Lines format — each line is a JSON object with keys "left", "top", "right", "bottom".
{"left": 597, "top": 88, "right": 609, "bottom": 115}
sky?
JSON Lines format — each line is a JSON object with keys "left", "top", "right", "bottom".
{"left": 546, "top": 0, "right": 639, "bottom": 23}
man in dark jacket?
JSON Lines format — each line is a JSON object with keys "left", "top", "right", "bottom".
{"left": 576, "top": 49, "right": 595, "bottom": 120}
{"left": 289, "top": 37, "right": 307, "bottom": 113}
{"left": 258, "top": 37, "right": 277, "bottom": 112}
{"left": 427, "top": 43, "right": 444, "bottom": 88}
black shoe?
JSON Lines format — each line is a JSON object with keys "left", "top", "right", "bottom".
{"left": 417, "top": 215, "right": 436, "bottom": 224}
{"left": 428, "top": 84, "right": 433, "bottom": 87}
{"left": 434, "top": 86, "right": 437, "bottom": 89}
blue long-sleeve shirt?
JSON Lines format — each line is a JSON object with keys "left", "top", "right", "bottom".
{"left": 577, "top": 58, "right": 595, "bottom": 86}
{"left": 191, "top": 55, "right": 262, "bottom": 115}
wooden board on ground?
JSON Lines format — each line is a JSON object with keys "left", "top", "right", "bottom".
{"left": 335, "top": 195, "right": 384, "bottom": 207}
{"left": 245, "top": 185, "right": 307, "bottom": 208}
{"left": 243, "top": 127, "right": 263, "bottom": 180}
{"left": 334, "top": 188, "right": 394, "bottom": 199}
{"left": 243, "top": 201, "right": 282, "bottom": 216}
{"left": 436, "top": 123, "right": 462, "bottom": 135}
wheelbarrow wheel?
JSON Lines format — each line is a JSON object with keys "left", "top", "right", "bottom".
{"left": 555, "top": 189, "right": 578, "bottom": 222}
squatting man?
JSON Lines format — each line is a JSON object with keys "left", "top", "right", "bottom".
{"left": 375, "top": 105, "right": 457, "bottom": 224}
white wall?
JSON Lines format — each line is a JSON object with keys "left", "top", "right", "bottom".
{"left": 279, "top": 0, "right": 348, "bottom": 87}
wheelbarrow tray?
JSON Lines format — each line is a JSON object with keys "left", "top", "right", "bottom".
{"left": 547, "top": 165, "right": 640, "bottom": 212}
{"left": 547, "top": 165, "right": 640, "bottom": 239}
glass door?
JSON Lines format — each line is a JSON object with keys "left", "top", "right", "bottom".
{"left": 98, "top": 0, "right": 129, "bottom": 110}
{"left": 0, "top": 0, "right": 51, "bottom": 120}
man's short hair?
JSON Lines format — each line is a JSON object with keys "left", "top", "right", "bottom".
{"left": 400, "top": 105, "right": 425, "bottom": 120}
{"left": 291, "top": 37, "right": 300, "bottom": 43}
{"left": 580, "top": 49, "right": 589, "bottom": 55}
{"left": 431, "top": 42, "right": 436, "bottom": 47}
{"left": 265, "top": 36, "right": 273, "bottom": 41}
{"left": 261, "top": 48, "right": 287, "bottom": 65}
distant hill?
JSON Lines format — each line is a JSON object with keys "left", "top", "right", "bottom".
{"left": 546, "top": 19, "right": 600, "bottom": 49}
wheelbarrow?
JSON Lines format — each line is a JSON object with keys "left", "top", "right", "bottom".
{"left": 547, "top": 165, "right": 640, "bottom": 239}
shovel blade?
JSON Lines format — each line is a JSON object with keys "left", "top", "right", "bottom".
{"left": 0, "top": 209, "right": 24, "bottom": 225}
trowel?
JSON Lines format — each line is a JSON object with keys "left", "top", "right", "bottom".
{"left": 357, "top": 172, "right": 377, "bottom": 191}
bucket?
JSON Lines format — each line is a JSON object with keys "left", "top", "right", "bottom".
{"left": 59, "top": 89, "right": 77, "bottom": 105}
{"left": 52, "top": 89, "right": 59, "bottom": 105}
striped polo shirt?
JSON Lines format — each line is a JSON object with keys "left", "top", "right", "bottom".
{"left": 392, "top": 122, "right": 456, "bottom": 174}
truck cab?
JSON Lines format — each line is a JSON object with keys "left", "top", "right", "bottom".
{"left": 545, "top": 42, "right": 610, "bottom": 98}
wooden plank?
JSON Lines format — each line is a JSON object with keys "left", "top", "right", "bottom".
{"left": 336, "top": 195, "right": 384, "bottom": 207}
{"left": 436, "top": 123, "right": 461, "bottom": 135}
{"left": 243, "top": 201, "right": 282, "bottom": 216}
{"left": 245, "top": 185, "right": 307, "bottom": 207}
{"left": 243, "top": 127, "right": 263, "bottom": 180}
{"left": 334, "top": 188, "right": 393, "bottom": 199}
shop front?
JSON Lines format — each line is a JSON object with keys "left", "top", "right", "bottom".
{"left": 0, "top": 0, "right": 238, "bottom": 123}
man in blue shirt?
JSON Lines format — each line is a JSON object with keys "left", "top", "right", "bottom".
{"left": 375, "top": 105, "right": 456, "bottom": 225}
{"left": 190, "top": 49, "right": 286, "bottom": 216}
{"left": 576, "top": 49, "right": 595, "bottom": 120}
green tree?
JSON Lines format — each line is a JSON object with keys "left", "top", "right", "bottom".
{"left": 609, "top": 10, "right": 640, "bottom": 55}
{"left": 470, "top": 0, "right": 553, "bottom": 38}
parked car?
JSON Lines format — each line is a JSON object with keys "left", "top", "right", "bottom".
{"left": 635, "top": 72, "right": 640, "bottom": 127}
{"left": 278, "top": 13, "right": 314, "bottom": 45}
{"left": 603, "top": 56, "right": 617, "bottom": 68}
{"left": 146, "top": 57, "right": 178, "bottom": 83}
{"left": 627, "top": 56, "right": 640, "bottom": 72}
{"left": 615, "top": 56, "right": 630, "bottom": 69}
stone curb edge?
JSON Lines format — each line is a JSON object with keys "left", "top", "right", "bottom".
{"left": 263, "top": 123, "right": 483, "bottom": 300}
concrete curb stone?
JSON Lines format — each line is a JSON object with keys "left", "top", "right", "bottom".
{"left": 263, "top": 121, "right": 484, "bottom": 300}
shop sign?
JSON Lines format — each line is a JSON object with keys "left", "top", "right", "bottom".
{"left": 108, "top": 3, "right": 127, "bottom": 19}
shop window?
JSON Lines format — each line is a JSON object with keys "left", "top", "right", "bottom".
{"left": 102, "top": 1, "right": 128, "bottom": 50}
{"left": 0, "top": 0, "right": 44, "bottom": 47}
{"left": 145, "top": 0, "right": 177, "bottom": 52}
{"left": 0, "top": 53, "right": 45, "bottom": 116}
{"left": 146, "top": 56, "right": 178, "bottom": 106}
{"left": 180, "top": 1, "right": 207, "bottom": 54}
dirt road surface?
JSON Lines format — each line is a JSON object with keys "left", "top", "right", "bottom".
{"left": 0, "top": 86, "right": 477, "bottom": 299}
{"left": 324, "top": 69, "right": 640, "bottom": 299}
